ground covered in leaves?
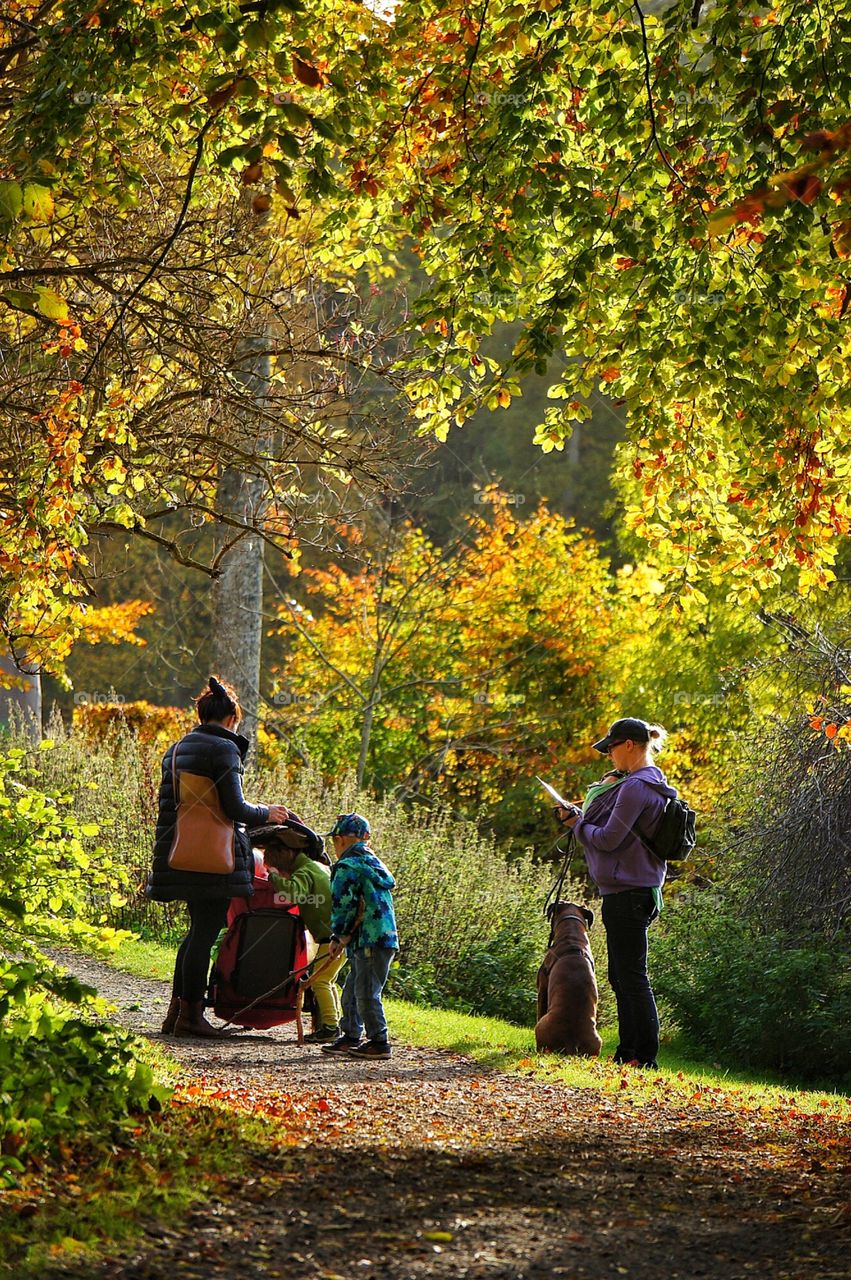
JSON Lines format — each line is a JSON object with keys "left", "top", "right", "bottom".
{"left": 8, "top": 954, "right": 851, "bottom": 1279}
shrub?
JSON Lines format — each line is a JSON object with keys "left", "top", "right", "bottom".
{"left": 23, "top": 709, "right": 187, "bottom": 939}
{"left": 0, "top": 745, "right": 165, "bottom": 1172}
{"left": 259, "top": 761, "right": 564, "bottom": 1023}
{"left": 653, "top": 893, "right": 851, "bottom": 1084}
{"left": 72, "top": 700, "right": 193, "bottom": 746}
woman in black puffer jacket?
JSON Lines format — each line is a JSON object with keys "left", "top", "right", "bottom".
{"left": 147, "top": 676, "right": 289, "bottom": 1038}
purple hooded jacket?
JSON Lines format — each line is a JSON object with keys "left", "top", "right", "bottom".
{"left": 572, "top": 764, "right": 677, "bottom": 895}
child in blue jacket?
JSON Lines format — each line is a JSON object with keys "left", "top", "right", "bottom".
{"left": 321, "top": 813, "right": 398, "bottom": 1060}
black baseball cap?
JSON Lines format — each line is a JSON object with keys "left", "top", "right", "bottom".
{"left": 592, "top": 718, "right": 652, "bottom": 753}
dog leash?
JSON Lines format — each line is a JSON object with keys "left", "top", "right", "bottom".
{"left": 544, "top": 830, "right": 576, "bottom": 946}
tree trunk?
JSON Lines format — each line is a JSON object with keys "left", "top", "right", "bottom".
{"left": 356, "top": 694, "right": 378, "bottom": 789}
{"left": 0, "top": 654, "right": 42, "bottom": 742}
{"left": 212, "top": 330, "right": 271, "bottom": 745}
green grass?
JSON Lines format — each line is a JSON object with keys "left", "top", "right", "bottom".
{"left": 386, "top": 999, "right": 850, "bottom": 1117}
{"left": 110, "top": 935, "right": 176, "bottom": 983}
{"left": 105, "top": 936, "right": 850, "bottom": 1119}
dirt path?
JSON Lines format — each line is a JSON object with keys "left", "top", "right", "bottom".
{"left": 51, "top": 954, "right": 848, "bottom": 1280}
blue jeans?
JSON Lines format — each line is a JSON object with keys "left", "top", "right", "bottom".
{"left": 340, "top": 946, "right": 394, "bottom": 1042}
{"left": 601, "top": 888, "right": 660, "bottom": 1067}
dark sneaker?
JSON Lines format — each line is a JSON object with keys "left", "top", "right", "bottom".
{"left": 346, "top": 1038, "right": 392, "bottom": 1060}
{"left": 320, "top": 1034, "right": 362, "bottom": 1055}
{"left": 303, "top": 1024, "right": 340, "bottom": 1044}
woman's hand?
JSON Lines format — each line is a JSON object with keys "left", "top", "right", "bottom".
{"left": 555, "top": 803, "right": 581, "bottom": 828}
{"left": 267, "top": 804, "right": 290, "bottom": 823}
{"left": 328, "top": 937, "right": 345, "bottom": 960}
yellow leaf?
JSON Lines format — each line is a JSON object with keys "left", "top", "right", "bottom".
{"left": 22, "top": 183, "right": 55, "bottom": 224}
{"left": 35, "top": 286, "right": 70, "bottom": 324}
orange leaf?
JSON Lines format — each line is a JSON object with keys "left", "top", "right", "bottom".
{"left": 601, "top": 367, "right": 620, "bottom": 383}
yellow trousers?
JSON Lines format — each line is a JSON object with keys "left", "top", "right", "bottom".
{"left": 310, "top": 942, "right": 346, "bottom": 1027}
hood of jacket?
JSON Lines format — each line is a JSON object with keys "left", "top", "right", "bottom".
{"left": 334, "top": 842, "right": 396, "bottom": 890}
{"left": 626, "top": 764, "right": 678, "bottom": 799}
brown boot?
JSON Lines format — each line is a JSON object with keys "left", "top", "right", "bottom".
{"left": 161, "top": 997, "right": 180, "bottom": 1034}
{"left": 173, "top": 1000, "right": 234, "bottom": 1038}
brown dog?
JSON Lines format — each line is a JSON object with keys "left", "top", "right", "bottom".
{"left": 535, "top": 902, "right": 602, "bottom": 1056}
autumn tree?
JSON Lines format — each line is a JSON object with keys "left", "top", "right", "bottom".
{"left": 0, "top": 1, "right": 413, "bottom": 684}
{"left": 325, "top": 0, "right": 851, "bottom": 596}
{"left": 268, "top": 492, "right": 614, "bottom": 839}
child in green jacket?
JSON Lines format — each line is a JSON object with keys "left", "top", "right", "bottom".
{"left": 252, "top": 827, "right": 346, "bottom": 1044}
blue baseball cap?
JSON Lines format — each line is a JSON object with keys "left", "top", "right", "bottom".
{"left": 324, "top": 812, "right": 371, "bottom": 839}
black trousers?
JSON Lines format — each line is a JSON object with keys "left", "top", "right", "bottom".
{"left": 171, "top": 899, "right": 230, "bottom": 1003}
{"left": 601, "top": 888, "right": 660, "bottom": 1067}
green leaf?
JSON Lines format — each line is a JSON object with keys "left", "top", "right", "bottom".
{"left": 217, "top": 143, "right": 251, "bottom": 169}
{"left": 0, "top": 289, "right": 40, "bottom": 316}
{"left": 277, "top": 101, "right": 311, "bottom": 128}
{"left": 0, "top": 180, "right": 22, "bottom": 231}
{"left": 277, "top": 131, "right": 301, "bottom": 160}
{"left": 236, "top": 76, "right": 260, "bottom": 100}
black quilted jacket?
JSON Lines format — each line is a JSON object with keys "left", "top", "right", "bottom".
{"left": 146, "top": 723, "right": 269, "bottom": 903}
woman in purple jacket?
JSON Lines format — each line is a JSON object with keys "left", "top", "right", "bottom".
{"left": 556, "top": 717, "right": 676, "bottom": 1069}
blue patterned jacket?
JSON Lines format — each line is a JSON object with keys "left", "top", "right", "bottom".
{"left": 330, "top": 842, "right": 399, "bottom": 951}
